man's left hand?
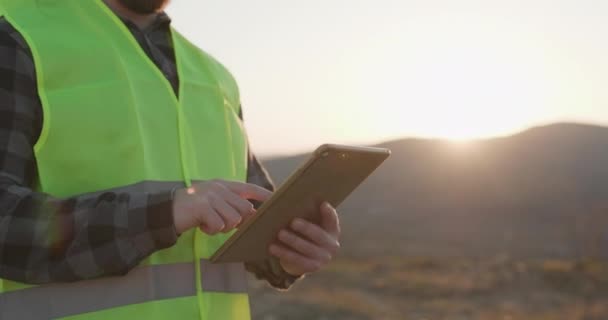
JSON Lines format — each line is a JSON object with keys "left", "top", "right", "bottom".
{"left": 269, "top": 202, "right": 341, "bottom": 277}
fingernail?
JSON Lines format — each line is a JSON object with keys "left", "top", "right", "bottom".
{"left": 293, "top": 219, "right": 304, "bottom": 229}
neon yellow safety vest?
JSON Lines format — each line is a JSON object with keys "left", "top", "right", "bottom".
{"left": 0, "top": 0, "right": 251, "bottom": 319}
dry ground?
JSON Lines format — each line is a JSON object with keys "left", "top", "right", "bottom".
{"left": 249, "top": 256, "right": 608, "bottom": 320}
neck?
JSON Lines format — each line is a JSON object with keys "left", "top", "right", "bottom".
{"left": 103, "top": 0, "right": 157, "bottom": 29}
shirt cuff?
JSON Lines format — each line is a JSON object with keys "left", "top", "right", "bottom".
{"left": 245, "top": 257, "right": 304, "bottom": 290}
{"left": 128, "top": 191, "right": 179, "bottom": 259}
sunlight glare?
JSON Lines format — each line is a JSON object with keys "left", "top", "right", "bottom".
{"left": 343, "top": 12, "right": 556, "bottom": 143}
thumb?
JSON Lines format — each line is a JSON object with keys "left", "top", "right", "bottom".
{"left": 320, "top": 202, "right": 340, "bottom": 236}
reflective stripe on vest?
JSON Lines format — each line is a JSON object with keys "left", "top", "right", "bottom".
{"left": 0, "top": 260, "right": 247, "bottom": 319}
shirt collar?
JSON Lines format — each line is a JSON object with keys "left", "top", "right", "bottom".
{"left": 121, "top": 12, "right": 172, "bottom": 34}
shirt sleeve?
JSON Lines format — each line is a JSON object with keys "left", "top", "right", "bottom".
{"left": 0, "top": 19, "right": 178, "bottom": 284}
{"left": 238, "top": 107, "right": 303, "bottom": 290}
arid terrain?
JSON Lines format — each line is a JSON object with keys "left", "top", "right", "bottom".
{"left": 250, "top": 257, "right": 608, "bottom": 320}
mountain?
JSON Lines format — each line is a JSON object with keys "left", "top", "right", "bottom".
{"left": 260, "top": 123, "right": 608, "bottom": 259}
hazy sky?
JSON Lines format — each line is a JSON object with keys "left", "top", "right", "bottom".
{"left": 167, "top": 0, "right": 608, "bottom": 156}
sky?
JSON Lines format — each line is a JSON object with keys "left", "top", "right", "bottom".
{"left": 167, "top": 0, "right": 608, "bottom": 156}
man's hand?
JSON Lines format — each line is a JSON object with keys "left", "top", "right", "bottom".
{"left": 269, "top": 202, "right": 341, "bottom": 277}
{"left": 172, "top": 180, "right": 273, "bottom": 235}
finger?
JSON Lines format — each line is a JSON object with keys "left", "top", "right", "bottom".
{"left": 291, "top": 219, "right": 340, "bottom": 254}
{"left": 278, "top": 229, "right": 332, "bottom": 263}
{"left": 213, "top": 185, "right": 256, "bottom": 219}
{"left": 221, "top": 180, "right": 273, "bottom": 202}
{"left": 209, "top": 196, "right": 242, "bottom": 232}
{"left": 269, "top": 243, "right": 321, "bottom": 273}
{"left": 320, "top": 202, "right": 341, "bottom": 237}
{"left": 199, "top": 206, "right": 225, "bottom": 236}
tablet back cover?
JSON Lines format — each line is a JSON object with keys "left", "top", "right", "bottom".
{"left": 212, "top": 145, "right": 390, "bottom": 263}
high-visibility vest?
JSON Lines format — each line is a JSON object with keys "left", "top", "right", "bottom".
{"left": 0, "top": 0, "right": 251, "bottom": 319}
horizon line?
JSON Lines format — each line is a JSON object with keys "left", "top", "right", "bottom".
{"left": 258, "top": 120, "right": 607, "bottom": 159}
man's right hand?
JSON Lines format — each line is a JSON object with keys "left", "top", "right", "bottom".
{"left": 172, "top": 180, "right": 273, "bottom": 235}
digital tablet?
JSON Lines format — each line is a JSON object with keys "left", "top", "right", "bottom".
{"left": 210, "top": 144, "right": 391, "bottom": 263}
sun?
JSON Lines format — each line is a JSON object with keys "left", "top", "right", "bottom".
{"left": 430, "top": 126, "right": 491, "bottom": 142}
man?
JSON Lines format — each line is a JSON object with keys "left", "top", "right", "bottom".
{"left": 0, "top": 0, "right": 341, "bottom": 319}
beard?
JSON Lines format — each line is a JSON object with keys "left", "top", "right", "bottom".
{"left": 117, "top": 0, "right": 170, "bottom": 14}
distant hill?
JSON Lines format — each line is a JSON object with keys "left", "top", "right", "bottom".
{"left": 261, "top": 123, "right": 608, "bottom": 259}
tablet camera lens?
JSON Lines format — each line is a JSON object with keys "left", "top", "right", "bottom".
{"left": 340, "top": 153, "right": 348, "bottom": 160}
